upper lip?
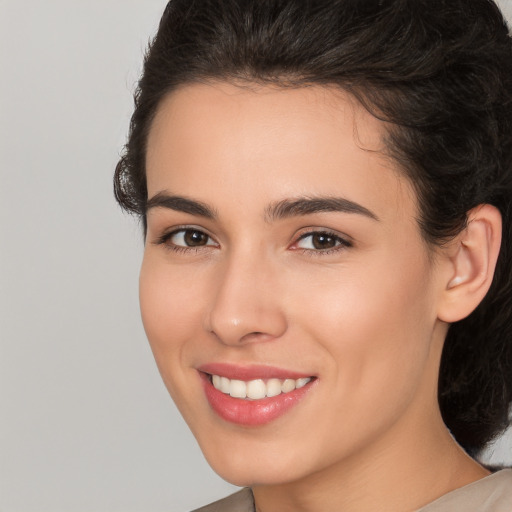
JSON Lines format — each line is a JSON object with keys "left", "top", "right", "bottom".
{"left": 197, "top": 362, "right": 314, "bottom": 381}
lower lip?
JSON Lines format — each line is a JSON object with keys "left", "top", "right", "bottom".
{"left": 200, "top": 373, "right": 315, "bottom": 426}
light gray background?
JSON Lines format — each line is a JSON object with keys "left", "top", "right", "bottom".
{"left": 1, "top": 1, "right": 511, "bottom": 511}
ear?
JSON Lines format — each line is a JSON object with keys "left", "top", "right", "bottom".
{"left": 437, "top": 204, "right": 502, "bottom": 323}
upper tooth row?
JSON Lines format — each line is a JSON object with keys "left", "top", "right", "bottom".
{"left": 211, "top": 375, "right": 311, "bottom": 399}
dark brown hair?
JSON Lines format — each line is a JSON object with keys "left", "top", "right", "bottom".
{"left": 115, "top": 0, "right": 512, "bottom": 456}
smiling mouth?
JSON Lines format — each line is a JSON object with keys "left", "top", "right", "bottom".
{"left": 200, "top": 369, "right": 317, "bottom": 425}
{"left": 208, "top": 374, "right": 313, "bottom": 400}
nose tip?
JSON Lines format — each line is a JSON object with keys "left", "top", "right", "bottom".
{"left": 207, "top": 303, "right": 287, "bottom": 346}
{"left": 204, "top": 260, "right": 287, "bottom": 346}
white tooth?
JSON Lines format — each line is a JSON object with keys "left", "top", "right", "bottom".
{"left": 266, "top": 378, "right": 282, "bottom": 397}
{"left": 296, "top": 377, "right": 311, "bottom": 389}
{"left": 220, "top": 376, "right": 231, "bottom": 394}
{"left": 246, "top": 379, "right": 266, "bottom": 400}
{"left": 212, "top": 374, "right": 221, "bottom": 390}
{"left": 230, "top": 379, "right": 247, "bottom": 398}
{"left": 281, "top": 379, "right": 296, "bottom": 393}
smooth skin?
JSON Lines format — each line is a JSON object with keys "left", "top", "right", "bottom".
{"left": 140, "top": 82, "right": 501, "bottom": 512}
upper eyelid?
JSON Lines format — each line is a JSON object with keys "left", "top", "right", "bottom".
{"left": 297, "top": 230, "right": 343, "bottom": 240}
{"left": 173, "top": 228, "right": 217, "bottom": 245}
{"left": 153, "top": 225, "right": 217, "bottom": 243}
{"left": 293, "top": 227, "right": 353, "bottom": 243}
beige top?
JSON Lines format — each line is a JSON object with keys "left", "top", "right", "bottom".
{"left": 192, "top": 469, "right": 512, "bottom": 512}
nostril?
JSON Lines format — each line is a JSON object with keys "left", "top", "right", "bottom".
{"left": 239, "top": 331, "right": 273, "bottom": 344}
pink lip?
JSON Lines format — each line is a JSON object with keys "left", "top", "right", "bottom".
{"left": 198, "top": 363, "right": 316, "bottom": 426}
{"left": 198, "top": 362, "right": 312, "bottom": 381}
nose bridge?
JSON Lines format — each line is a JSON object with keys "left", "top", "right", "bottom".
{"left": 205, "top": 245, "right": 287, "bottom": 345}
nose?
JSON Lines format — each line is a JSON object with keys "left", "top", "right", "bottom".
{"left": 204, "top": 250, "right": 288, "bottom": 346}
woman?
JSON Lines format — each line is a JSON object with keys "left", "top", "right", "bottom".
{"left": 114, "top": 0, "right": 512, "bottom": 510}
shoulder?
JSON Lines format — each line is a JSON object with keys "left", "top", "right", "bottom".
{"left": 191, "top": 488, "right": 254, "bottom": 512}
{"left": 418, "top": 469, "right": 512, "bottom": 512}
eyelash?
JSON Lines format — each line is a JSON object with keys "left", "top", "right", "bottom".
{"left": 291, "top": 230, "right": 352, "bottom": 256}
{"left": 154, "top": 227, "right": 218, "bottom": 254}
{"left": 154, "top": 227, "right": 353, "bottom": 255}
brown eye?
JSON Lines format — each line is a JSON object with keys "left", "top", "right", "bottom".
{"left": 183, "top": 230, "right": 209, "bottom": 246}
{"left": 311, "top": 233, "right": 337, "bottom": 250}
{"left": 169, "top": 229, "right": 215, "bottom": 248}
{"left": 295, "top": 231, "right": 351, "bottom": 252}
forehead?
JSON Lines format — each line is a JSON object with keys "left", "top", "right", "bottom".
{"left": 145, "top": 81, "right": 418, "bottom": 224}
{"left": 147, "top": 82, "right": 385, "bottom": 172}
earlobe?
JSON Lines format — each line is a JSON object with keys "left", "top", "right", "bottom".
{"left": 438, "top": 204, "right": 502, "bottom": 323}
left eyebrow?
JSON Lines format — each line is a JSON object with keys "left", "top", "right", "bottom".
{"left": 264, "top": 196, "right": 379, "bottom": 222}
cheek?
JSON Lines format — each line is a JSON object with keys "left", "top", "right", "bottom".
{"left": 290, "top": 251, "right": 436, "bottom": 408}
{"left": 139, "top": 255, "right": 205, "bottom": 375}
{"left": 139, "top": 254, "right": 215, "bottom": 426}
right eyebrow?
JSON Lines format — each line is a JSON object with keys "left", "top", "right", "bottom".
{"left": 146, "top": 192, "right": 217, "bottom": 219}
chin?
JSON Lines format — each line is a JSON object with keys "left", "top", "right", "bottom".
{"left": 202, "top": 432, "right": 376, "bottom": 489}
{"left": 208, "top": 457, "right": 305, "bottom": 487}
{"left": 195, "top": 431, "right": 315, "bottom": 487}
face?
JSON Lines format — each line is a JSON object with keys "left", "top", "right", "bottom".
{"left": 140, "top": 82, "right": 448, "bottom": 486}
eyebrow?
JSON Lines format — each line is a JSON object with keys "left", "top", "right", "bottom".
{"left": 265, "top": 196, "right": 379, "bottom": 222}
{"left": 145, "top": 192, "right": 379, "bottom": 222}
{"left": 146, "top": 192, "right": 218, "bottom": 219}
